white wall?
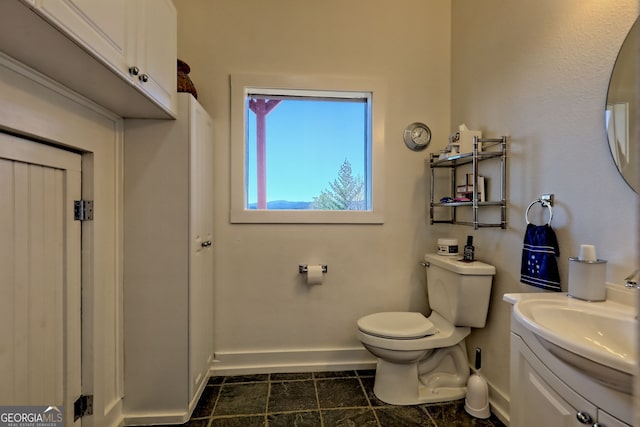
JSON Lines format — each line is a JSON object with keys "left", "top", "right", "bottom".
{"left": 174, "top": 0, "right": 452, "bottom": 370}
{"left": 450, "top": 0, "right": 639, "bottom": 416}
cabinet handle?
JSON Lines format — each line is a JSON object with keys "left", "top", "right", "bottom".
{"left": 592, "top": 423, "right": 603, "bottom": 427}
{"left": 576, "top": 411, "right": 592, "bottom": 424}
{"left": 139, "top": 73, "right": 149, "bottom": 83}
{"left": 128, "top": 66, "right": 140, "bottom": 76}
{"left": 201, "top": 241, "right": 212, "bottom": 248}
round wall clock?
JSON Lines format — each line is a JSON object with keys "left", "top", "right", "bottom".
{"left": 403, "top": 122, "right": 431, "bottom": 151}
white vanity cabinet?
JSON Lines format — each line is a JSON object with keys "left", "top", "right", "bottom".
{"left": 509, "top": 307, "right": 632, "bottom": 427}
{"left": 511, "top": 333, "right": 598, "bottom": 426}
{"left": 598, "top": 411, "right": 632, "bottom": 427}
{"left": 0, "top": 0, "right": 176, "bottom": 117}
{"left": 123, "top": 94, "right": 214, "bottom": 425}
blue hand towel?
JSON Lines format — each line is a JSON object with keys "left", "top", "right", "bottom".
{"left": 520, "top": 224, "right": 561, "bottom": 291}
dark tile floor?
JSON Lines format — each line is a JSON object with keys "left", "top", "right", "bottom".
{"left": 157, "top": 370, "right": 505, "bottom": 427}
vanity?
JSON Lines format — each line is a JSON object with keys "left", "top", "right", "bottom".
{"left": 504, "top": 287, "right": 636, "bottom": 427}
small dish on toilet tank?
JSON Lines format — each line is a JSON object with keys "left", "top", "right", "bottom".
{"left": 437, "top": 238, "right": 459, "bottom": 256}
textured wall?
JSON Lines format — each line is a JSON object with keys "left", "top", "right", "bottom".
{"left": 450, "top": 0, "right": 639, "bottom": 417}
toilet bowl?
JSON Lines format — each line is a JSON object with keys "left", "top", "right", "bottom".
{"left": 356, "top": 254, "right": 495, "bottom": 405}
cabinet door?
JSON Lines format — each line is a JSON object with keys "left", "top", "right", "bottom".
{"left": 189, "top": 98, "right": 214, "bottom": 401}
{"left": 598, "top": 410, "right": 631, "bottom": 427}
{"left": 130, "top": 0, "right": 177, "bottom": 114}
{"left": 511, "top": 334, "right": 597, "bottom": 427}
{"left": 37, "top": 0, "right": 129, "bottom": 75}
{"left": 520, "top": 363, "right": 593, "bottom": 426}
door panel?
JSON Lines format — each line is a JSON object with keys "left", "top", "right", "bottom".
{"left": 189, "top": 99, "right": 214, "bottom": 401}
{"left": 0, "top": 133, "right": 81, "bottom": 426}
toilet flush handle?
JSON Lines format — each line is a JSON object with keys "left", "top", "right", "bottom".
{"left": 420, "top": 261, "right": 429, "bottom": 268}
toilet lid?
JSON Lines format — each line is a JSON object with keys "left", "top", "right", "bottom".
{"left": 357, "top": 312, "right": 437, "bottom": 339}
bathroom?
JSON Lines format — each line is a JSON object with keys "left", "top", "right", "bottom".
{"left": 0, "top": 0, "right": 637, "bottom": 426}
{"left": 175, "top": 0, "right": 638, "bottom": 421}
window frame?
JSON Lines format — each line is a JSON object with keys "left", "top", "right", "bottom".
{"left": 230, "top": 73, "right": 385, "bottom": 224}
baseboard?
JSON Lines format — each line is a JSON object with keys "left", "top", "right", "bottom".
{"left": 123, "top": 370, "right": 209, "bottom": 426}
{"left": 210, "top": 347, "right": 377, "bottom": 376}
{"left": 487, "top": 379, "right": 510, "bottom": 425}
{"left": 123, "top": 411, "right": 189, "bottom": 426}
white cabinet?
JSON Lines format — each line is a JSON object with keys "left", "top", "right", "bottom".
{"left": 127, "top": 0, "right": 177, "bottom": 113}
{"left": 509, "top": 319, "right": 632, "bottom": 427}
{"left": 598, "top": 410, "right": 632, "bottom": 427}
{"left": 123, "top": 94, "right": 214, "bottom": 425}
{"left": 0, "top": 0, "right": 176, "bottom": 117}
{"left": 36, "top": 0, "right": 177, "bottom": 114}
{"left": 36, "top": 0, "right": 130, "bottom": 76}
{"left": 511, "top": 333, "right": 597, "bottom": 427}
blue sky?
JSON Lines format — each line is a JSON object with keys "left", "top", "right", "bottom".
{"left": 246, "top": 98, "right": 367, "bottom": 204}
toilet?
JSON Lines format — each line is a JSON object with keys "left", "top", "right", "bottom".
{"left": 356, "top": 253, "right": 495, "bottom": 405}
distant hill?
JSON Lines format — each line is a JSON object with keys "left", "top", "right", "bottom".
{"left": 247, "top": 200, "right": 312, "bottom": 210}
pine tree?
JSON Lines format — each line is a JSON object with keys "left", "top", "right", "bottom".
{"left": 312, "top": 159, "right": 364, "bottom": 210}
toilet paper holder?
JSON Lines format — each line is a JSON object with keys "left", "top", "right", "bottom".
{"left": 299, "top": 264, "right": 328, "bottom": 273}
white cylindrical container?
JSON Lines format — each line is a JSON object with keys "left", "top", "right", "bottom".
{"left": 567, "top": 257, "right": 607, "bottom": 301}
{"left": 437, "top": 238, "right": 459, "bottom": 256}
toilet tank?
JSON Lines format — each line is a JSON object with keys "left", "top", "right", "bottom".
{"left": 424, "top": 253, "right": 495, "bottom": 328}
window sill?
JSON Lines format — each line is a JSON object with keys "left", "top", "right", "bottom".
{"left": 230, "top": 209, "right": 384, "bottom": 224}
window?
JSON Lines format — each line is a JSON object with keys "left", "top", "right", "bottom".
{"left": 230, "top": 74, "right": 385, "bottom": 224}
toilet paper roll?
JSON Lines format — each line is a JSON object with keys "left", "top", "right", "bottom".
{"left": 307, "top": 265, "right": 324, "bottom": 285}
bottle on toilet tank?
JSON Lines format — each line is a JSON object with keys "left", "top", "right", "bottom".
{"left": 463, "top": 236, "right": 475, "bottom": 262}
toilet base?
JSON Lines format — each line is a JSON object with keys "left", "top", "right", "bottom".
{"left": 372, "top": 341, "right": 470, "bottom": 405}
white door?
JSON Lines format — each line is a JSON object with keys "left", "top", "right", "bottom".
{"left": 0, "top": 132, "right": 82, "bottom": 427}
{"left": 189, "top": 98, "right": 214, "bottom": 402}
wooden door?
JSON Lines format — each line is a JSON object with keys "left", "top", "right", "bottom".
{"left": 0, "top": 132, "right": 82, "bottom": 426}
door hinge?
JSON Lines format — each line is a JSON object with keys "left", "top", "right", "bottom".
{"left": 74, "top": 200, "right": 94, "bottom": 221}
{"left": 73, "top": 394, "right": 93, "bottom": 421}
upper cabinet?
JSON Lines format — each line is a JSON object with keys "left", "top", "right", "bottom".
{"left": 0, "top": 0, "right": 177, "bottom": 118}
{"left": 37, "top": 0, "right": 130, "bottom": 76}
{"left": 127, "top": 0, "right": 177, "bottom": 114}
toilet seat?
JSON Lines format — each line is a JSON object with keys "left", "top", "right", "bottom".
{"left": 357, "top": 312, "right": 470, "bottom": 351}
{"left": 357, "top": 312, "right": 438, "bottom": 339}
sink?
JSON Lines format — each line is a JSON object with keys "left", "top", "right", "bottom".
{"left": 512, "top": 296, "right": 636, "bottom": 393}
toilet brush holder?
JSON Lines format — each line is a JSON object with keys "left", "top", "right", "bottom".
{"left": 465, "top": 348, "right": 490, "bottom": 419}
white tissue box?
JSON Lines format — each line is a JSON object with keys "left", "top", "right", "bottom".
{"left": 568, "top": 258, "right": 607, "bottom": 301}
{"left": 450, "top": 127, "right": 482, "bottom": 154}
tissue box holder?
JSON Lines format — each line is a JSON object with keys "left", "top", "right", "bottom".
{"left": 450, "top": 129, "right": 482, "bottom": 154}
{"left": 568, "top": 258, "right": 607, "bottom": 301}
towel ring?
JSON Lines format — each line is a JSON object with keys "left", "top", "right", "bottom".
{"left": 525, "top": 199, "right": 553, "bottom": 226}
